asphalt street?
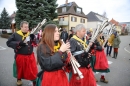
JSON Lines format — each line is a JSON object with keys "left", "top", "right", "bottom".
{"left": 0, "top": 35, "right": 130, "bottom": 86}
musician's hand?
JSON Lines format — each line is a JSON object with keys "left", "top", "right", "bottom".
{"left": 88, "top": 53, "right": 92, "bottom": 58}
{"left": 30, "top": 34, "right": 35, "bottom": 40}
{"left": 17, "top": 46, "right": 21, "bottom": 49}
{"left": 19, "top": 41, "right": 26, "bottom": 46}
{"left": 71, "top": 56, "right": 77, "bottom": 61}
{"left": 59, "top": 42, "right": 70, "bottom": 52}
{"left": 102, "top": 46, "right": 104, "bottom": 49}
{"left": 89, "top": 42, "right": 93, "bottom": 46}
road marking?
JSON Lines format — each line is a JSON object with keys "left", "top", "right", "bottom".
{"left": 0, "top": 46, "right": 6, "bottom": 50}
{"left": 97, "top": 84, "right": 101, "bottom": 86}
{"left": 108, "top": 61, "right": 113, "bottom": 64}
{"left": 96, "top": 72, "right": 99, "bottom": 74}
{"left": 124, "top": 46, "right": 130, "bottom": 54}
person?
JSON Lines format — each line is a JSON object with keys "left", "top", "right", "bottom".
{"left": 112, "top": 31, "right": 121, "bottom": 59}
{"left": 36, "top": 24, "right": 70, "bottom": 86}
{"left": 60, "top": 29, "right": 68, "bottom": 43}
{"left": 90, "top": 32, "right": 110, "bottom": 83}
{"left": 69, "top": 24, "right": 96, "bottom": 86}
{"left": 6, "top": 21, "right": 38, "bottom": 86}
{"left": 37, "top": 30, "right": 42, "bottom": 41}
{"left": 86, "top": 31, "right": 92, "bottom": 44}
{"left": 106, "top": 33, "right": 115, "bottom": 56}
{"left": 89, "top": 28, "right": 93, "bottom": 34}
{"left": 68, "top": 30, "right": 73, "bottom": 40}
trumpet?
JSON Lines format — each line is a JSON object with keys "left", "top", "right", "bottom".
{"left": 24, "top": 19, "right": 46, "bottom": 43}
{"left": 30, "top": 19, "right": 46, "bottom": 35}
{"left": 61, "top": 40, "right": 84, "bottom": 79}
{"left": 102, "top": 24, "right": 115, "bottom": 47}
{"left": 68, "top": 52, "right": 84, "bottom": 79}
{"left": 86, "top": 19, "right": 109, "bottom": 52}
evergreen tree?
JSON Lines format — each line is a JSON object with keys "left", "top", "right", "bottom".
{"left": 42, "top": 0, "right": 58, "bottom": 25}
{"left": 0, "top": 17, "right": 2, "bottom": 29}
{"left": 0, "top": 8, "right": 11, "bottom": 29}
{"left": 15, "top": 0, "right": 58, "bottom": 30}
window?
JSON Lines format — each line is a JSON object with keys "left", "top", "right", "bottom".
{"left": 62, "top": 7, "right": 66, "bottom": 12}
{"left": 59, "top": 17, "right": 64, "bottom": 21}
{"left": 71, "top": 27, "right": 75, "bottom": 31}
{"left": 71, "top": 17, "right": 77, "bottom": 22}
{"left": 76, "top": 7, "right": 81, "bottom": 13}
{"left": 80, "top": 18, "right": 85, "bottom": 23}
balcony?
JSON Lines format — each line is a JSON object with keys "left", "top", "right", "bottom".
{"left": 59, "top": 20, "right": 68, "bottom": 26}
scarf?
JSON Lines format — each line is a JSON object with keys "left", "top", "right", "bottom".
{"left": 16, "top": 30, "right": 30, "bottom": 40}
{"left": 54, "top": 43, "right": 60, "bottom": 52}
{"left": 99, "top": 38, "right": 104, "bottom": 46}
{"left": 72, "top": 35, "right": 87, "bottom": 49}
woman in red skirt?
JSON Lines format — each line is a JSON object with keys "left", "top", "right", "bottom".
{"left": 90, "top": 33, "right": 110, "bottom": 83}
{"left": 36, "top": 24, "right": 70, "bottom": 86}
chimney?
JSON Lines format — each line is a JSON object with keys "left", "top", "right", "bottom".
{"left": 65, "top": 0, "right": 68, "bottom": 4}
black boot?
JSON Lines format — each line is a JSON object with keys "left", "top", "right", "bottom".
{"left": 112, "top": 52, "right": 116, "bottom": 58}
{"left": 115, "top": 52, "right": 118, "bottom": 59}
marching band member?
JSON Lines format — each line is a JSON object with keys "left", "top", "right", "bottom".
{"left": 69, "top": 24, "right": 96, "bottom": 86}
{"left": 6, "top": 21, "right": 38, "bottom": 86}
{"left": 36, "top": 24, "right": 70, "bottom": 86}
{"left": 90, "top": 32, "right": 110, "bottom": 83}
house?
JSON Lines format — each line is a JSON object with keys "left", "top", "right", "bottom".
{"left": 57, "top": 1, "right": 87, "bottom": 32}
{"left": 110, "top": 18, "right": 121, "bottom": 34}
{"left": 10, "top": 12, "right": 16, "bottom": 33}
{"left": 119, "top": 22, "right": 130, "bottom": 34}
{"left": 86, "top": 11, "right": 108, "bottom": 31}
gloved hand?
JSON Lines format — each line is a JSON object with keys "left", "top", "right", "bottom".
{"left": 82, "top": 52, "right": 90, "bottom": 67}
{"left": 19, "top": 41, "right": 26, "bottom": 46}
{"left": 30, "top": 34, "right": 35, "bottom": 40}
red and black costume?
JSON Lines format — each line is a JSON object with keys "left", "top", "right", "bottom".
{"left": 6, "top": 30, "right": 38, "bottom": 81}
{"left": 36, "top": 41, "right": 69, "bottom": 86}
{"left": 90, "top": 39, "right": 110, "bottom": 73}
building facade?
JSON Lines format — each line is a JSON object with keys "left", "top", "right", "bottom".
{"left": 57, "top": 2, "right": 87, "bottom": 32}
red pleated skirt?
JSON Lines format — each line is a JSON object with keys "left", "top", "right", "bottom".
{"left": 94, "top": 50, "right": 109, "bottom": 70}
{"left": 41, "top": 69, "right": 69, "bottom": 86}
{"left": 69, "top": 67, "right": 96, "bottom": 86}
{"left": 16, "top": 53, "right": 38, "bottom": 80}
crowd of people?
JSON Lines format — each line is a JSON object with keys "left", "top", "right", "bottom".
{"left": 6, "top": 21, "right": 121, "bottom": 86}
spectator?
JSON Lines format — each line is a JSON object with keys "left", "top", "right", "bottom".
{"left": 106, "top": 33, "right": 115, "bottom": 56}
{"left": 60, "top": 29, "right": 68, "bottom": 43}
{"left": 68, "top": 30, "right": 73, "bottom": 40}
{"left": 112, "top": 31, "right": 121, "bottom": 59}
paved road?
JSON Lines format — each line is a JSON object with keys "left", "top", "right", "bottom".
{"left": 0, "top": 35, "right": 130, "bottom": 86}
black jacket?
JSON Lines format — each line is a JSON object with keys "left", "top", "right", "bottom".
{"left": 6, "top": 33, "right": 33, "bottom": 55}
{"left": 69, "top": 38, "right": 90, "bottom": 67}
{"left": 37, "top": 44, "right": 68, "bottom": 71}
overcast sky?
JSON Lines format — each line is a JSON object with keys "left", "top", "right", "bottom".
{"left": 0, "top": 0, "right": 130, "bottom": 22}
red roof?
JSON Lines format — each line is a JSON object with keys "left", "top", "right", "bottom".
{"left": 110, "top": 18, "right": 119, "bottom": 25}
